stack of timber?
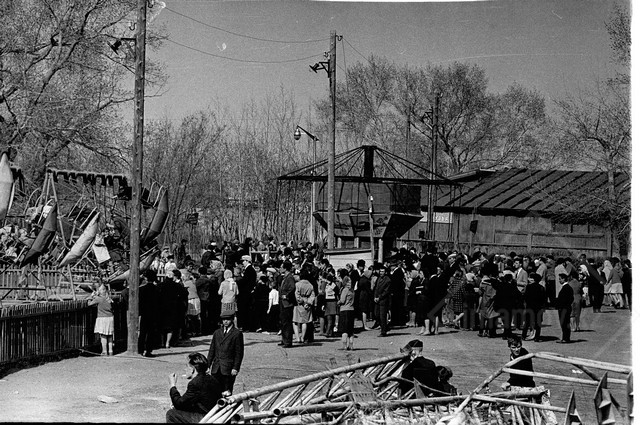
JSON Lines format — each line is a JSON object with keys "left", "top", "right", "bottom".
{"left": 199, "top": 351, "right": 633, "bottom": 424}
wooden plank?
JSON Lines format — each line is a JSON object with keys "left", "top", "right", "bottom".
{"left": 348, "top": 371, "right": 377, "bottom": 403}
{"left": 499, "top": 169, "right": 556, "bottom": 210}
{"left": 519, "top": 170, "right": 597, "bottom": 211}
{"left": 463, "top": 169, "right": 531, "bottom": 209}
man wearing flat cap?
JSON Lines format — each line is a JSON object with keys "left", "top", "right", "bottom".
{"left": 399, "top": 339, "right": 439, "bottom": 395}
{"left": 207, "top": 309, "right": 244, "bottom": 395}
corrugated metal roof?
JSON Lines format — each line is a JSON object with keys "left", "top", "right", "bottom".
{"left": 435, "top": 168, "right": 630, "bottom": 217}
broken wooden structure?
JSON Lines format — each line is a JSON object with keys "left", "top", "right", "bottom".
{"left": 199, "top": 351, "right": 632, "bottom": 424}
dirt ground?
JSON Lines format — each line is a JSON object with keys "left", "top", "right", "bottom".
{"left": 0, "top": 305, "right": 633, "bottom": 423}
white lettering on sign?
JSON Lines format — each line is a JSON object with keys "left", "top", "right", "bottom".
{"left": 420, "top": 212, "right": 452, "bottom": 224}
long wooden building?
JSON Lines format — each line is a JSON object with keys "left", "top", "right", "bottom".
{"left": 400, "top": 168, "right": 630, "bottom": 258}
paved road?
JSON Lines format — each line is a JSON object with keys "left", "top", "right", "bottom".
{"left": 0, "top": 305, "right": 632, "bottom": 422}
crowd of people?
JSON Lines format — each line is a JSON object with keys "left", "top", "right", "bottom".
{"left": 133, "top": 238, "right": 630, "bottom": 423}
{"left": 126, "top": 238, "right": 631, "bottom": 357}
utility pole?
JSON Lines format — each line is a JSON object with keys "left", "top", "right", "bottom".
{"left": 311, "top": 137, "right": 316, "bottom": 244}
{"left": 368, "top": 195, "right": 375, "bottom": 265}
{"left": 327, "top": 30, "right": 337, "bottom": 250}
{"left": 128, "top": 0, "right": 147, "bottom": 354}
{"left": 426, "top": 93, "right": 440, "bottom": 241}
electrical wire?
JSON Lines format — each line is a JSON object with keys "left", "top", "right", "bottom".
{"left": 164, "top": 6, "right": 328, "bottom": 45}
{"left": 343, "top": 37, "right": 373, "bottom": 65}
{"left": 165, "top": 37, "right": 323, "bottom": 64}
{"left": 340, "top": 38, "right": 357, "bottom": 141}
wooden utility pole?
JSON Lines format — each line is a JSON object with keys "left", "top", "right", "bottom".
{"left": 368, "top": 195, "right": 375, "bottom": 265}
{"left": 127, "top": 0, "right": 146, "bottom": 354}
{"left": 327, "top": 30, "right": 337, "bottom": 250}
{"left": 426, "top": 94, "right": 440, "bottom": 241}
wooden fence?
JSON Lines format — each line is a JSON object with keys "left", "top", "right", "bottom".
{"left": 0, "top": 297, "right": 128, "bottom": 368}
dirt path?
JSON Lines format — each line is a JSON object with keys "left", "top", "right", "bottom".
{"left": 0, "top": 306, "right": 632, "bottom": 422}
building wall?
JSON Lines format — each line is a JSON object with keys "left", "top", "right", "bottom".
{"left": 398, "top": 212, "right": 610, "bottom": 258}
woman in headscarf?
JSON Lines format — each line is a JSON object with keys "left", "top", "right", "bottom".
{"left": 218, "top": 269, "right": 238, "bottom": 327}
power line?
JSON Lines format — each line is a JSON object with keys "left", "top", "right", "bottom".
{"left": 165, "top": 37, "right": 323, "bottom": 64}
{"left": 340, "top": 38, "right": 357, "bottom": 138}
{"left": 342, "top": 37, "right": 373, "bottom": 65}
{"left": 164, "top": 6, "right": 328, "bottom": 45}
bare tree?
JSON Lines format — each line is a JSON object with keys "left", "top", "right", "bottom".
{"left": 0, "top": 0, "right": 165, "bottom": 188}
{"left": 144, "top": 111, "right": 224, "bottom": 246}
{"left": 605, "top": 2, "right": 630, "bottom": 86}
{"left": 489, "top": 83, "right": 551, "bottom": 169}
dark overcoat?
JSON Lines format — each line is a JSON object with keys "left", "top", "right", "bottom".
{"left": 207, "top": 326, "right": 244, "bottom": 375}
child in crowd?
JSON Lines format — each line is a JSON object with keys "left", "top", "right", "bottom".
{"left": 266, "top": 280, "right": 280, "bottom": 333}
{"left": 88, "top": 284, "right": 114, "bottom": 356}
{"left": 436, "top": 365, "right": 457, "bottom": 395}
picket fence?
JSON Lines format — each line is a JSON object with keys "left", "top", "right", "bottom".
{"left": 0, "top": 297, "right": 127, "bottom": 367}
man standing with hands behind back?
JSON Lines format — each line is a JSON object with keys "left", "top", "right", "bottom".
{"left": 207, "top": 309, "right": 244, "bottom": 396}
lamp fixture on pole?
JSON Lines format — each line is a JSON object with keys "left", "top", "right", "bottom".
{"left": 294, "top": 125, "right": 319, "bottom": 245}
{"left": 309, "top": 31, "right": 340, "bottom": 250}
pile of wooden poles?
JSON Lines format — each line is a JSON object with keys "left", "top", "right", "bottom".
{"left": 451, "top": 351, "right": 633, "bottom": 425}
{"left": 200, "top": 352, "right": 409, "bottom": 423}
{"left": 197, "top": 351, "right": 576, "bottom": 424}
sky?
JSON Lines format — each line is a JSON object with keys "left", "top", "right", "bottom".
{"left": 142, "top": 0, "right": 624, "bottom": 122}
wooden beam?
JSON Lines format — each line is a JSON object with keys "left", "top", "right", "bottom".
{"left": 502, "top": 368, "right": 627, "bottom": 386}
{"left": 472, "top": 394, "right": 565, "bottom": 413}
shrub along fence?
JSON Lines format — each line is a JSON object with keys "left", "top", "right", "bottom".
{"left": 0, "top": 297, "right": 128, "bottom": 375}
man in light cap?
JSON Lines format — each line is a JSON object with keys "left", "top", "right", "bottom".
{"left": 237, "top": 254, "right": 257, "bottom": 331}
{"left": 399, "top": 339, "right": 439, "bottom": 395}
{"left": 207, "top": 309, "right": 244, "bottom": 395}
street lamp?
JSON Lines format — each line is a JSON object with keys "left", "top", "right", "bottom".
{"left": 294, "top": 125, "right": 319, "bottom": 245}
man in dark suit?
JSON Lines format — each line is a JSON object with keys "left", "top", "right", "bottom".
{"left": 138, "top": 269, "right": 160, "bottom": 357}
{"left": 278, "top": 261, "right": 296, "bottom": 348}
{"left": 167, "top": 352, "right": 223, "bottom": 423}
{"left": 373, "top": 263, "right": 392, "bottom": 337}
{"left": 237, "top": 255, "right": 257, "bottom": 330}
{"left": 399, "top": 339, "right": 439, "bottom": 395}
{"left": 389, "top": 258, "right": 406, "bottom": 327}
{"left": 522, "top": 273, "right": 546, "bottom": 342}
{"left": 556, "top": 273, "right": 573, "bottom": 343}
{"left": 207, "top": 310, "right": 244, "bottom": 395}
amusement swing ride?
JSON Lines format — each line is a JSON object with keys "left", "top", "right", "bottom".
{"left": 0, "top": 153, "right": 170, "bottom": 305}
